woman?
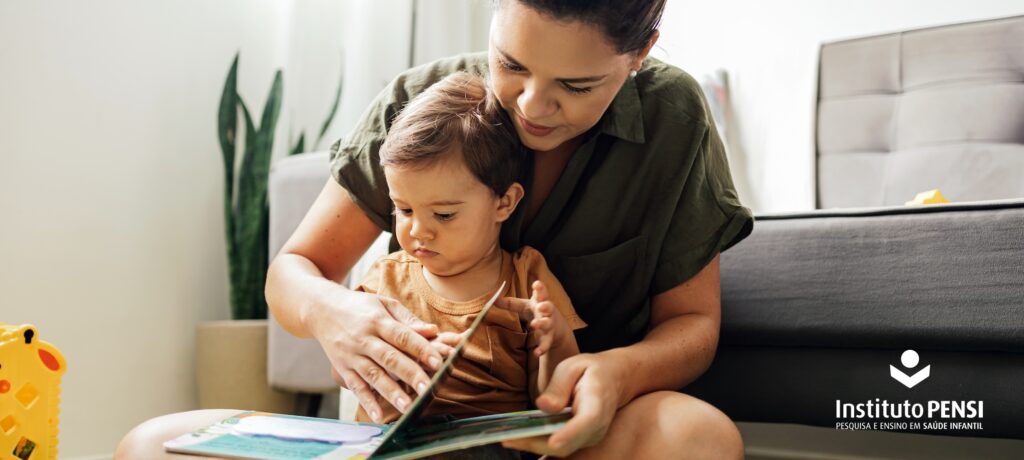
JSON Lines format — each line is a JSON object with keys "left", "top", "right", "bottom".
{"left": 118, "top": 1, "right": 752, "bottom": 458}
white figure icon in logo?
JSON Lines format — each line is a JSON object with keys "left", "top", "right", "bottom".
{"left": 890, "top": 349, "right": 930, "bottom": 388}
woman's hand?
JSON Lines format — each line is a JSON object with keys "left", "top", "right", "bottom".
{"left": 313, "top": 287, "right": 445, "bottom": 423}
{"left": 502, "top": 351, "right": 628, "bottom": 457}
{"left": 426, "top": 330, "right": 466, "bottom": 359}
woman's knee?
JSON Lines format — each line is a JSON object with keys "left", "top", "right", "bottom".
{"left": 115, "top": 409, "right": 241, "bottom": 459}
{"left": 616, "top": 391, "right": 743, "bottom": 459}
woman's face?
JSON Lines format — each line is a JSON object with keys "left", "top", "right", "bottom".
{"left": 489, "top": 2, "right": 637, "bottom": 153}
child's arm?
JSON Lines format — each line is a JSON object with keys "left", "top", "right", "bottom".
{"left": 510, "top": 280, "right": 577, "bottom": 403}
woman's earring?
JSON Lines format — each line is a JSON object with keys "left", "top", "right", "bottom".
{"left": 629, "top": 69, "right": 638, "bottom": 78}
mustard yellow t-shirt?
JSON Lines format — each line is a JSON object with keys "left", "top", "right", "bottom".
{"left": 355, "top": 246, "right": 586, "bottom": 423}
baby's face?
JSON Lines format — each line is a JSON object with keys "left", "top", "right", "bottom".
{"left": 384, "top": 153, "right": 507, "bottom": 277}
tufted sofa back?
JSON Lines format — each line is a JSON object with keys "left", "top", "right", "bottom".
{"left": 816, "top": 16, "right": 1024, "bottom": 208}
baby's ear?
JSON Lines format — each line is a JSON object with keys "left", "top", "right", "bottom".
{"left": 496, "top": 182, "right": 525, "bottom": 222}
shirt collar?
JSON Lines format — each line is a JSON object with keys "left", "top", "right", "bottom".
{"left": 598, "top": 72, "right": 646, "bottom": 144}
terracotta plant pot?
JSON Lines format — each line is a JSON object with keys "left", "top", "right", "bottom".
{"left": 196, "top": 319, "right": 296, "bottom": 413}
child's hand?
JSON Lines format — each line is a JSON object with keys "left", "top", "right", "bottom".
{"left": 496, "top": 280, "right": 571, "bottom": 357}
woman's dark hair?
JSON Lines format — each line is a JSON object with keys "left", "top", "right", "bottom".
{"left": 497, "top": 0, "right": 666, "bottom": 54}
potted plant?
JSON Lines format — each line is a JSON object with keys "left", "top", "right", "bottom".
{"left": 196, "top": 53, "right": 341, "bottom": 413}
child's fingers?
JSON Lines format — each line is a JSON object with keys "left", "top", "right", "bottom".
{"left": 531, "top": 280, "right": 550, "bottom": 303}
{"left": 495, "top": 296, "right": 534, "bottom": 321}
{"left": 534, "top": 333, "right": 553, "bottom": 357}
{"left": 527, "top": 300, "right": 553, "bottom": 327}
{"left": 529, "top": 302, "right": 554, "bottom": 331}
{"left": 535, "top": 300, "right": 554, "bottom": 317}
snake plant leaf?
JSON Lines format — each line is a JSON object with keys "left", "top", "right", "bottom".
{"left": 217, "top": 54, "right": 239, "bottom": 264}
{"left": 315, "top": 56, "right": 344, "bottom": 149}
{"left": 239, "top": 99, "right": 257, "bottom": 151}
{"left": 231, "top": 72, "right": 281, "bottom": 320}
{"left": 291, "top": 132, "right": 305, "bottom": 156}
{"left": 233, "top": 98, "right": 260, "bottom": 320}
{"left": 219, "top": 54, "right": 339, "bottom": 320}
{"left": 218, "top": 55, "right": 242, "bottom": 315}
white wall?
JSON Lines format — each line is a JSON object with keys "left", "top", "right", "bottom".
{"left": 657, "top": 0, "right": 1024, "bottom": 212}
{"left": 0, "top": 0, "right": 343, "bottom": 456}
{"left": 335, "top": 0, "right": 491, "bottom": 142}
{"left": 0, "top": 0, "right": 489, "bottom": 456}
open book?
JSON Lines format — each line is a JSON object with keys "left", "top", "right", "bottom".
{"left": 165, "top": 283, "right": 572, "bottom": 459}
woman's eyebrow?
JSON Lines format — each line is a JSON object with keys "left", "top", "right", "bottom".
{"left": 496, "top": 47, "right": 608, "bottom": 84}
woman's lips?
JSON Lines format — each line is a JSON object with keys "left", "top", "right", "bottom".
{"left": 414, "top": 248, "right": 438, "bottom": 258}
{"left": 518, "top": 116, "right": 556, "bottom": 137}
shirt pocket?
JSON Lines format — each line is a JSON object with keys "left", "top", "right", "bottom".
{"left": 549, "top": 235, "right": 649, "bottom": 314}
{"left": 486, "top": 325, "right": 529, "bottom": 391}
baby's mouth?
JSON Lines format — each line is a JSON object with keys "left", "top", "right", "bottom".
{"left": 413, "top": 247, "right": 438, "bottom": 258}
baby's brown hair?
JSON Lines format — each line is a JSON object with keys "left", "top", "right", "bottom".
{"left": 380, "top": 72, "right": 521, "bottom": 196}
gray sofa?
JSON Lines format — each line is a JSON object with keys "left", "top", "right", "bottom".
{"left": 266, "top": 14, "right": 1024, "bottom": 442}
{"left": 687, "top": 200, "right": 1024, "bottom": 439}
{"left": 688, "top": 15, "right": 1024, "bottom": 440}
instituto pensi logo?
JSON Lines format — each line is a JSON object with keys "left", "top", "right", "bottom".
{"left": 890, "top": 349, "right": 930, "bottom": 388}
{"left": 834, "top": 349, "right": 984, "bottom": 432}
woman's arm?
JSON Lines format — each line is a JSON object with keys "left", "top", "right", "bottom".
{"left": 265, "top": 179, "right": 446, "bottom": 422}
{"left": 266, "top": 179, "right": 381, "bottom": 335}
{"left": 602, "top": 253, "right": 721, "bottom": 404}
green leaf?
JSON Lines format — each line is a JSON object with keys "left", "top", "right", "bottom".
{"left": 232, "top": 72, "right": 282, "bottom": 319}
{"left": 218, "top": 54, "right": 239, "bottom": 191}
{"left": 218, "top": 53, "right": 240, "bottom": 313}
{"left": 290, "top": 132, "right": 306, "bottom": 156}
{"left": 232, "top": 98, "right": 261, "bottom": 319}
{"left": 315, "top": 56, "right": 344, "bottom": 150}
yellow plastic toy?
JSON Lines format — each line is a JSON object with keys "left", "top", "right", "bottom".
{"left": 0, "top": 324, "right": 66, "bottom": 460}
{"left": 905, "top": 189, "right": 950, "bottom": 206}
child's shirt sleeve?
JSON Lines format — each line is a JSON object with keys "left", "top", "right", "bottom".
{"left": 516, "top": 247, "right": 587, "bottom": 330}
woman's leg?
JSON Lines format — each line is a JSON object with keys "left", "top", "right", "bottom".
{"left": 570, "top": 392, "right": 743, "bottom": 460}
{"left": 115, "top": 409, "right": 242, "bottom": 459}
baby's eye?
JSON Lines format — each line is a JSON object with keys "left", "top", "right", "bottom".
{"left": 434, "top": 212, "right": 455, "bottom": 222}
{"left": 392, "top": 208, "right": 412, "bottom": 217}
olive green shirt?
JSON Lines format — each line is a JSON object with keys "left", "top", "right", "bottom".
{"left": 330, "top": 52, "right": 753, "bottom": 352}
